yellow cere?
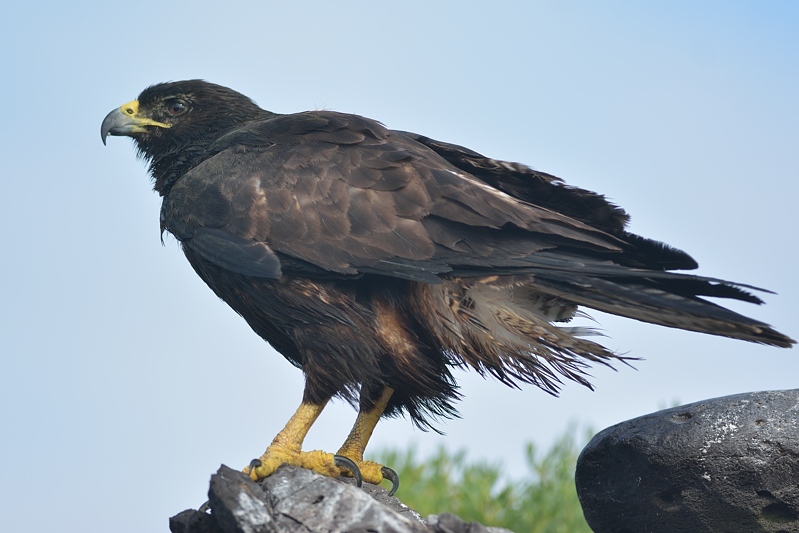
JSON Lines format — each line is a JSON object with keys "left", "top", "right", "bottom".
{"left": 119, "top": 100, "right": 173, "bottom": 129}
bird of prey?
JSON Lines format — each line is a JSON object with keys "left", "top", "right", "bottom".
{"left": 101, "top": 80, "right": 793, "bottom": 493}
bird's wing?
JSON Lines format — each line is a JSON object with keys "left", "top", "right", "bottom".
{"left": 162, "top": 111, "right": 624, "bottom": 282}
{"left": 399, "top": 131, "right": 700, "bottom": 271}
{"left": 159, "top": 110, "right": 794, "bottom": 347}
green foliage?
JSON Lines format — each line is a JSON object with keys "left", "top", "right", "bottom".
{"left": 376, "top": 428, "right": 592, "bottom": 533}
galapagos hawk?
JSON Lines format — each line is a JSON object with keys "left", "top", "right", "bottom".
{"left": 101, "top": 80, "right": 794, "bottom": 493}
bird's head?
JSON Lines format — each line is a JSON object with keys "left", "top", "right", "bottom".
{"left": 101, "top": 80, "right": 267, "bottom": 192}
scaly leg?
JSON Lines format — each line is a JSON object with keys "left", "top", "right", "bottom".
{"left": 244, "top": 397, "right": 346, "bottom": 481}
{"left": 337, "top": 386, "right": 399, "bottom": 494}
{"left": 244, "top": 386, "right": 399, "bottom": 494}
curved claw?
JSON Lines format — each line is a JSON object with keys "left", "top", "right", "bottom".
{"left": 249, "top": 458, "right": 263, "bottom": 471}
{"left": 334, "top": 455, "right": 363, "bottom": 487}
{"left": 380, "top": 466, "right": 400, "bottom": 496}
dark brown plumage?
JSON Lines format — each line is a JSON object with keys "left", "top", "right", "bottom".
{"left": 102, "top": 80, "right": 793, "bottom": 484}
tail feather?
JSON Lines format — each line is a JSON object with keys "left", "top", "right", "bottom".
{"left": 415, "top": 267, "right": 793, "bottom": 399}
{"left": 530, "top": 271, "right": 795, "bottom": 348}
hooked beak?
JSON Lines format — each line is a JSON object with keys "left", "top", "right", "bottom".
{"left": 101, "top": 100, "right": 171, "bottom": 145}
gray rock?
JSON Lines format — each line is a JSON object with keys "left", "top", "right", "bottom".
{"left": 258, "top": 465, "right": 428, "bottom": 532}
{"left": 575, "top": 389, "right": 799, "bottom": 533}
{"left": 427, "top": 514, "right": 515, "bottom": 533}
{"left": 171, "top": 464, "right": 515, "bottom": 533}
{"left": 170, "top": 508, "right": 222, "bottom": 533}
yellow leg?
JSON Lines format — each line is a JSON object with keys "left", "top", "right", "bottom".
{"left": 338, "top": 387, "right": 394, "bottom": 461}
{"left": 244, "top": 387, "right": 398, "bottom": 493}
{"left": 336, "top": 387, "right": 394, "bottom": 486}
{"left": 244, "top": 399, "right": 343, "bottom": 481}
{"left": 270, "top": 399, "right": 325, "bottom": 453}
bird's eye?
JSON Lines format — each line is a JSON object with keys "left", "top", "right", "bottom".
{"left": 166, "top": 100, "right": 187, "bottom": 116}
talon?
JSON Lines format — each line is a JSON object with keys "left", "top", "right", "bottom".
{"left": 334, "top": 454, "right": 363, "bottom": 487}
{"left": 380, "top": 466, "right": 400, "bottom": 496}
{"left": 249, "top": 458, "right": 263, "bottom": 471}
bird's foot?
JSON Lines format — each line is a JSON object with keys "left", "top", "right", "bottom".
{"left": 243, "top": 445, "right": 399, "bottom": 495}
{"left": 335, "top": 456, "right": 400, "bottom": 495}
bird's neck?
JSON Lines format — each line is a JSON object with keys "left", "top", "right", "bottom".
{"left": 148, "top": 146, "right": 209, "bottom": 197}
{"left": 145, "top": 109, "right": 277, "bottom": 197}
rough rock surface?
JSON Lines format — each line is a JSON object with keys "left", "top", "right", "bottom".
{"left": 576, "top": 389, "right": 799, "bottom": 533}
{"left": 170, "top": 464, "right": 514, "bottom": 533}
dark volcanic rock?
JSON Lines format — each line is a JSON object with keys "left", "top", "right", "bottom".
{"left": 170, "top": 508, "right": 221, "bottom": 533}
{"left": 576, "top": 389, "right": 799, "bottom": 533}
{"left": 171, "top": 464, "right": 514, "bottom": 533}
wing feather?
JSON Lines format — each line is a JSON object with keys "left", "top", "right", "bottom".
{"left": 163, "top": 110, "right": 623, "bottom": 280}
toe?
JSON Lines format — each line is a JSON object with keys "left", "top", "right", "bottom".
{"left": 244, "top": 445, "right": 303, "bottom": 481}
{"left": 334, "top": 455, "right": 363, "bottom": 487}
{"left": 381, "top": 466, "right": 400, "bottom": 496}
{"left": 242, "top": 446, "right": 398, "bottom": 494}
{"left": 357, "top": 460, "right": 389, "bottom": 486}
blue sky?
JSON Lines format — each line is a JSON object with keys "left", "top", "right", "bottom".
{"left": 1, "top": 2, "right": 797, "bottom": 531}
